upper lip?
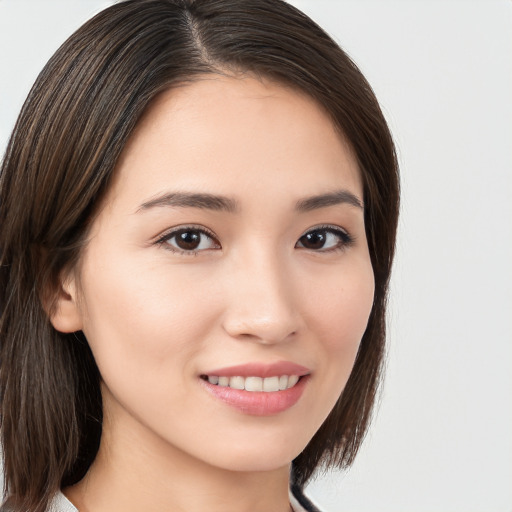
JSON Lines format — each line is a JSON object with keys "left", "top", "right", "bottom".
{"left": 202, "top": 361, "right": 311, "bottom": 378}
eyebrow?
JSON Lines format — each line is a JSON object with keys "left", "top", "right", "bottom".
{"left": 295, "top": 189, "right": 364, "bottom": 211}
{"left": 136, "top": 189, "right": 363, "bottom": 214}
{"left": 137, "top": 192, "right": 239, "bottom": 213}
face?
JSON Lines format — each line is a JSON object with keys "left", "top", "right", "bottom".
{"left": 63, "top": 75, "right": 374, "bottom": 473}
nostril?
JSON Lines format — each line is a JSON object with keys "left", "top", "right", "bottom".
{"left": 222, "top": 314, "right": 299, "bottom": 345}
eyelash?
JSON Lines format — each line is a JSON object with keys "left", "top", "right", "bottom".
{"left": 296, "top": 224, "right": 355, "bottom": 253}
{"left": 155, "top": 225, "right": 219, "bottom": 256}
{"left": 155, "top": 224, "right": 354, "bottom": 256}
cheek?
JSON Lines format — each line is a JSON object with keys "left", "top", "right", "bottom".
{"left": 77, "top": 248, "right": 222, "bottom": 376}
{"left": 76, "top": 254, "right": 223, "bottom": 435}
{"left": 307, "top": 259, "right": 374, "bottom": 345}
{"left": 305, "top": 257, "right": 375, "bottom": 388}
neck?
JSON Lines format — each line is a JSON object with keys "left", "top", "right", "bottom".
{"left": 64, "top": 398, "right": 292, "bottom": 512}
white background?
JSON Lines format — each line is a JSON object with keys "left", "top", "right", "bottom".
{"left": 1, "top": 1, "right": 511, "bottom": 511}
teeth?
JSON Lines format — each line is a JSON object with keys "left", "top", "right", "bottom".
{"left": 207, "top": 374, "right": 301, "bottom": 392}
{"left": 218, "top": 376, "right": 230, "bottom": 387}
{"left": 245, "top": 376, "right": 263, "bottom": 392}
{"left": 287, "top": 375, "right": 299, "bottom": 388}
{"left": 229, "top": 376, "right": 245, "bottom": 390}
{"left": 263, "top": 376, "right": 279, "bottom": 392}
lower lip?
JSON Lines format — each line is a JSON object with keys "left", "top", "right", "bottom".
{"left": 200, "top": 376, "right": 309, "bottom": 416}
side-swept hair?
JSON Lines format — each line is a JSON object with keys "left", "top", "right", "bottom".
{"left": 0, "top": 1, "right": 399, "bottom": 510}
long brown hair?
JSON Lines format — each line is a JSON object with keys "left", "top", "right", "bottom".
{"left": 0, "top": 1, "right": 399, "bottom": 510}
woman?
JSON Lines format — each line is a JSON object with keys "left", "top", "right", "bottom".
{"left": 0, "top": 1, "right": 399, "bottom": 511}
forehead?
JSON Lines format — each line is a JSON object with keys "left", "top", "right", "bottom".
{"left": 110, "top": 75, "right": 362, "bottom": 208}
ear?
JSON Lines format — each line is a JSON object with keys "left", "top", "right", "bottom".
{"left": 48, "top": 273, "right": 83, "bottom": 333}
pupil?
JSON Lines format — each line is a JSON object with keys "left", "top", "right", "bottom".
{"left": 177, "top": 231, "right": 200, "bottom": 250}
{"left": 303, "top": 231, "right": 325, "bottom": 249}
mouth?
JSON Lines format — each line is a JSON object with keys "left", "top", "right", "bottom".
{"left": 199, "top": 362, "right": 311, "bottom": 415}
{"left": 200, "top": 374, "right": 302, "bottom": 392}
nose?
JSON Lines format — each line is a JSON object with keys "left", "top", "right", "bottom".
{"left": 221, "top": 250, "right": 301, "bottom": 345}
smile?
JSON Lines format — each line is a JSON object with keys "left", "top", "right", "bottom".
{"left": 199, "top": 362, "right": 311, "bottom": 415}
{"left": 201, "top": 374, "right": 300, "bottom": 392}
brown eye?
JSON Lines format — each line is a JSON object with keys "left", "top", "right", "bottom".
{"left": 296, "top": 227, "right": 353, "bottom": 252}
{"left": 160, "top": 228, "right": 220, "bottom": 254}
{"left": 299, "top": 231, "right": 327, "bottom": 250}
{"left": 175, "top": 230, "right": 202, "bottom": 250}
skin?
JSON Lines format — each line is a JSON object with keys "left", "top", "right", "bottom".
{"left": 52, "top": 75, "right": 375, "bottom": 512}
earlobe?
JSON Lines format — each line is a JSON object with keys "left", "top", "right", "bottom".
{"left": 48, "top": 275, "right": 83, "bottom": 333}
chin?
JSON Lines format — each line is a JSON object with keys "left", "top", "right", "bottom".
{"left": 198, "top": 435, "right": 309, "bottom": 474}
